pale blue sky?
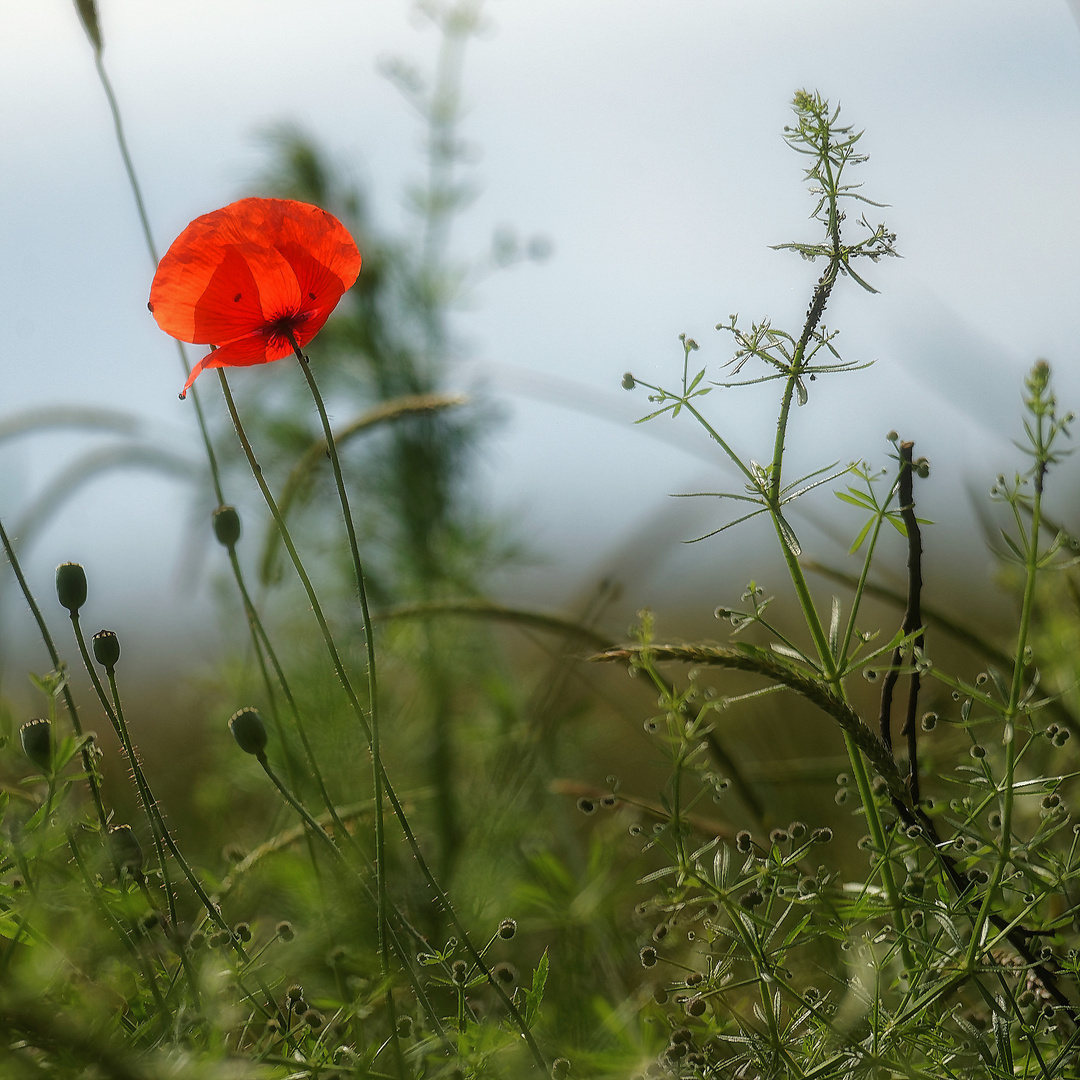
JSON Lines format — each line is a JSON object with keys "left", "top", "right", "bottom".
{"left": 1, "top": 1, "right": 1078, "bottom": 671}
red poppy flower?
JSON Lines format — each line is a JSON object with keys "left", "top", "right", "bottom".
{"left": 149, "top": 198, "right": 361, "bottom": 397}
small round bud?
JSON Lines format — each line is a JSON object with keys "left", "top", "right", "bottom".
{"left": 910, "top": 910, "right": 924, "bottom": 929}
{"left": 739, "top": 889, "right": 763, "bottom": 910}
{"left": 671, "top": 1028, "right": 692, "bottom": 1044}
{"left": 886, "top": 431, "right": 899, "bottom": 443}
{"left": 666, "top": 1040, "right": 689, "bottom": 1060}
{"left": 229, "top": 707, "right": 268, "bottom": 757}
{"left": 451, "top": 960, "right": 468, "bottom": 983}
{"left": 576, "top": 797, "right": 596, "bottom": 815}
{"left": 970, "top": 745, "right": 986, "bottom": 759}
{"left": 303, "top": 1009, "right": 324, "bottom": 1030}
{"left": 492, "top": 961, "right": 517, "bottom": 986}
{"left": 276, "top": 921, "right": 295, "bottom": 942}
{"left": 55, "top": 562, "right": 88, "bottom": 614}
{"left": 234, "top": 921, "right": 252, "bottom": 942}
{"left": 108, "top": 824, "right": 144, "bottom": 875}
{"left": 769, "top": 829, "right": 788, "bottom": 845}
{"left": 812, "top": 827, "right": 833, "bottom": 843}
{"left": 551, "top": 1058, "right": 570, "bottom": 1080}
{"left": 685, "top": 995, "right": 706, "bottom": 1017}
{"left": 621, "top": 372, "right": 635, "bottom": 391}
{"left": 921, "top": 712, "right": 938, "bottom": 732}
{"left": 639, "top": 946, "right": 657, "bottom": 968}
{"left": 498, "top": 918, "right": 517, "bottom": 940}
{"left": 788, "top": 821, "right": 806, "bottom": 839}
{"left": 735, "top": 830, "right": 753, "bottom": 853}
{"left": 287, "top": 984, "right": 304, "bottom": 1002}
{"left": 212, "top": 505, "right": 242, "bottom": 548}
{"left": 92, "top": 629, "right": 120, "bottom": 672}
{"left": 20, "top": 718, "right": 52, "bottom": 771}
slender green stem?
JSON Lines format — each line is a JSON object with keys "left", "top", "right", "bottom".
{"left": 218, "top": 369, "right": 548, "bottom": 1072}
{"left": 836, "top": 479, "right": 902, "bottom": 672}
{"left": 966, "top": 414, "right": 1047, "bottom": 966}
{"left": 86, "top": 37, "right": 225, "bottom": 504}
{"left": 225, "top": 544, "right": 356, "bottom": 848}
{"left": 0, "top": 517, "right": 109, "bottom": 833}
{"left": 289, "top": 338, "right": 391, "bottom": 1010}
{"left": 105, "top": 669, "right": 179, "bottom": 927}
{"left": 66, "top": 615, "right": 278, "bottom": 1017}
{"left": 257, "top": 755, "right": 345, "bottom": 864}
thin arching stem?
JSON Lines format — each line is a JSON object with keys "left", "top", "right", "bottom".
{"left": 288, "top": 334, "right": 390, "bottom": 1013}
{"left": 217, "top": 369, "right": 548, "bottom": 1073}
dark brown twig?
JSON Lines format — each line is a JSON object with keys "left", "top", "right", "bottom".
{"left": 876, "top": 440, "right": 924, "bottom": 801}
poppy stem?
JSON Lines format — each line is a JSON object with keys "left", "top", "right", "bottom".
{"left": 217, "top": 368, "right": 548, "bottom": 1073}
{"left": 287, "top": 336, "right": 397, "bottom": 1067}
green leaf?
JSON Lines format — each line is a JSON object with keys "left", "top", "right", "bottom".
{"left": 835, "top": 490, "right": 874, "bottom": 510}
{"left": 524, "top": 949, "right": 549, "bottom": 1028}
{"left": 1000, "top": 530, "right": 1025, "bottom": 562}
{"left": 848, "top": 517, "right": 874, "bottom": 554}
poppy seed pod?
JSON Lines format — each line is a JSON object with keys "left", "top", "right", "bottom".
{"left": 56, "top": 562, "right": 88, "bottom": 614}
{"left": 20, "top": 718, "right": 52, "bottom": 771}
{"left": 92, "top": 630, "right": 121, "bottom": 671}
{"left": 108, "top": 824, "right": 144, "bottom": 875}
{"left": 212, "top": 505, "right": 242, "bottom": 548}
{"left": 229, "top": 707, "right": 268, "bottom": 757}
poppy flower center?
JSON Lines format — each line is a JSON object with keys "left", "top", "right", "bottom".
{"left": 263, "top": 309, "right": 313, "bottom": 350}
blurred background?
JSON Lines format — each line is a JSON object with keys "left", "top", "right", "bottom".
{"left": 1, "top": 0, "right": 1079, "bottom": 682}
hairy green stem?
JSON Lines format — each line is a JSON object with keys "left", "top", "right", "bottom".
{"left": 289, "top": 339, "right": 391, "bottom": 1013}
{"left": 218, "top": 369, "right": 548, "bottom": 1072}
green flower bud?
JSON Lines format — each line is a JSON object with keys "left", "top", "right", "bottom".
{"left": 212, "top": 505, "right": 242, "bottom": 548}
{"left": 229, "top": 707, "right": 268, "bottom": 756}
{"left": 621, "top": 372, "right": 635, "bottom": 391}
{"left": 92, "top": 630, "right": 120, "bottom": 672}
{"left": 56, "top": 563, "right": 88, "bottom": 614}
{"left": 20, "top": 718, "right": 52, "bottom": 770}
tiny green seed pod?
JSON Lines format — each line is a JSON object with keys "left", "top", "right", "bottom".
{"left": 20, "top": 718, "right": 52, "bottom": 771}
{"left": 229, "top": 707, "right": 268, "bottom": 756}
{"left": 56, "top": 563, "right": 88, "bottom": 614}
{"left": 92, "top": 630, "right": 121, "bottom": 672}
{"left": 212, "top": 505, "right": 242, "bottom": 548}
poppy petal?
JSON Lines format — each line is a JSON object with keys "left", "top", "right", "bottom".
{"left": 153, "top": 197, "right": 361, "bottom": 394}
{"left": 179, "top": 332, "right": 294, "bottom": 396}
{"left": 191, "top": 244, "right": 300, "bottom": 343}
